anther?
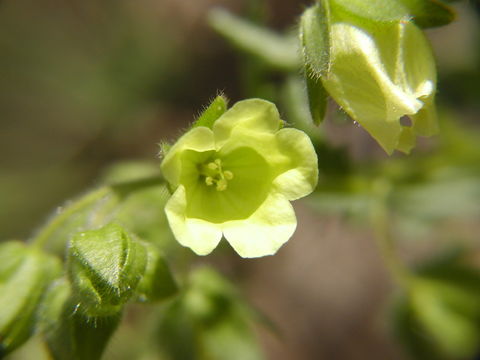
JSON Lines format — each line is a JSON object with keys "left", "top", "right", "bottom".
{"left": 216, "top": 179, "right": 228, "bottom": 191}
{"left": 207, "top": 162, "right": 218, "bottom": 170}
{"left": 205, "top": 176, "right": 214, "bottom": 186}
{"left": 224, "top": 170, "right": 234, "bottom": 180}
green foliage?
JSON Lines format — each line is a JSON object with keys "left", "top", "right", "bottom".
{"left": 394, "top": 254, "right": 480, "bottom": 359}
{"left": 0, "top": 242, "right": 61, "bottom": 356}
{"left": 299, "top": 3, "right": 330, "bottom": 124}
{"left": 67, "top": 223, "right": 148, "bottom": 316}
{"left": 207, "top": 8, "right": 299, "bottom": 71}
{"left": 397, "top": 0, "right": 456, "bottom": 28}
{"left": 300, "top": 2, "right": 330, "bottom": 78}
{"left": 40, "top": 279, "right": 121, "bottom": 360}
{"left": 135, "top": 242, "right": 177, "bottom": 303}
{"left": 305, "top": 74, "right": 328, "bottom": 125}
{"left": 328, "top": 0, "right": 409, "bottom": 22}
{"left": 156, "top": 267, "right": 264, "bottom": 360}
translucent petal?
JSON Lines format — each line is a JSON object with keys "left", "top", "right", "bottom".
{"left": 397, "top": 126, "right": 416, "bottom": 154}
{"left": 213, "top": 99, "right": 281, "bottom": 147}
{"left": 222, "top": 192, "right": 296, "bottom": 258}
{"left": 272, "top": 128, "right": 318, "bottom": 200}
{"left": 322, "top": 22, "right": 436, "bottom": 154}
{"left": 165, "top": 186, "right": 222, "bottom": 255}
{"left": 161, "top": 127, "right": 215, "bottom": 186}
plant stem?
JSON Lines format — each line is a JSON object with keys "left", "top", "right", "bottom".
{"left": 30, "top": 186, "right": 111, "bottom": 249}
{"left": 370, "top": 178, "right": 410, "bottom": 286}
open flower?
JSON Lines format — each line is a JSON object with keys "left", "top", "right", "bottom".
{"left": 320, "top": 4, "right": 438, "bottom": 154}
{"left": 161, "top": 99, "right": 318, "bottom": 258}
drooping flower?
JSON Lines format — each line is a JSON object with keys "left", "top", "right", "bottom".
{"left": 161, "top": 99, "right": 318, "bottom": 258}
{"left": 322, "top": 13, "right": 438, "bottom": 154}
{"left": 300, "top": 0, "right": 439, "bottom": 154}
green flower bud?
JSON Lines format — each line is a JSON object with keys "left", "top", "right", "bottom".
{"left": 0, "top": 241, "right": 61, "bottom": 356}
{"left": 304, "top": 0, "right": 439, "bottom": 154}
{"left": 39, "top": 278, "right": 121, "bottom": 360}
{"left": 67, "top": 223, "right": 147, "bottom": 316}
{"left": 161, "top": 99, "right": 318, "bottom": 258}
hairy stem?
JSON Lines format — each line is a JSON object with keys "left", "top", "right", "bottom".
{"left": 30, "top": 186, "right": 111, "bottom": 249}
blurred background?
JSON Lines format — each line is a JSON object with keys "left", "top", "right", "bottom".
{"left": 1, "top": 0, "right": 479, "bottom": 359}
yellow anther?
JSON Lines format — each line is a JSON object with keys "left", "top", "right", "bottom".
{"left": 207, "top": 162, "right": 218, "bottom": 170}
{"left": 224, "top": 170, "right": 234, "bottom": 180}
{"left": 216, "top": 179, "right": 228, "bottom": 191}
{"left": 205, "top": 176, "right": 214, "bottom": 186}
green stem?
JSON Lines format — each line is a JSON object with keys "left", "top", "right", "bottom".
{"left": 370, "top": 178, "right": 410, "bottom": 286}
{"left": 30, "top": 186, "right": 111, "bottom": 249}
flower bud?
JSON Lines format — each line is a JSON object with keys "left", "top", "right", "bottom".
{"left": 67, "top": 223, "right": 147, "bottom": 316}
{"left": 39, "top": 278, "right": 121, "bottom": 360}
{"left": 0, "top": 241, "right": 61, "bottom": 356}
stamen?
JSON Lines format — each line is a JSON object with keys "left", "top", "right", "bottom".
{"left": 200, "top": 158, "right": 233, "bottom": 191}
{"left": 216, "top": 179, "right": 228, "bottom": 191}
{"left": 207, "top": 162, "right": 218, "bottom": 170}
{"left": 205, "top": 176, "right": 214, "bottom": 186}
{"left": 224, "top": 170, "right": 234, "bottom": 180}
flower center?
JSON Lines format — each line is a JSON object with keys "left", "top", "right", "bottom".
{"left": 200, "top": 158, "right": 234, "bottom": 191}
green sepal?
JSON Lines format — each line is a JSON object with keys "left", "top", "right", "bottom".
{"left": 305, "top": 72, "right": 328, "bottom": 125}
{"left": 134, "top": 242, "right": 177, "bottom": 303}
{"left": 328, "top": 0, "right": 409, "bottom": 22}
{"left": 0, "top": 241, "right": 61, "bottom": 357}
{"left": 67, "top": 223, "right": 147, "bottom": 316}
{"left": 40, "top": 278, "right": 121, "bottom": 360}
{"left": 299, "top": 2, "right": 331, "bottom": 78}
{"left": 208, "top": 8, "right": 298, "bottom": 71}
{"left": 397, "top": 0, "right": 455, "bottom": 28}
{"left": 192, "top": 94, "right": 229, "bottom": 129}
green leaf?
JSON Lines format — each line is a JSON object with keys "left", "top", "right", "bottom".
{"left": 68, "top": 223, "right": 147, "bottom": 316}
{"left": 397, "top": 0, "right": 455, "bottom": 28}
{"left": 328, "top": 0, "right": 408, "bottom": 22}
{"left": 305, "top": 72, "right": 328, "bottom": 125}
{"left": 0, "top": 242, "right": 61, "bottom": 356}
{"left": 40, "top": 279, "right": 121, "bottom": 360}
{"left": 299, "top": 2, "right": 331, "bottom": 77}
{"left": 156, "top": 267, "right": 265, "bottom": 360}
{"left": 135, "top": 242, "right": 177, "bottom": 303}
{"left": 193, "top": 94, "right": 229, "bottom": 129}
{"left": 208, "top": 8, "right": 299, "bottom": 71}
{"left": 393, "top": 255, "right": 480, "bottom": 360}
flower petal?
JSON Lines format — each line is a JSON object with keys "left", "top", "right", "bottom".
{"left": 222, "top": 192, "right": 296, "bottom": 258}
{"left": 273, "top": 128, "right": 318, "bottom": 200}
{"left": 322, "top": 22, "right": 427, "bottom": 154}
{"left": 213, "top": 99, "right": 282, "bottom": 147}
{"left": 165, "top": 186, "right": 222, "bottom": 255}
{"left": 161, "top": 127, "right": 215, "bottom": 187}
